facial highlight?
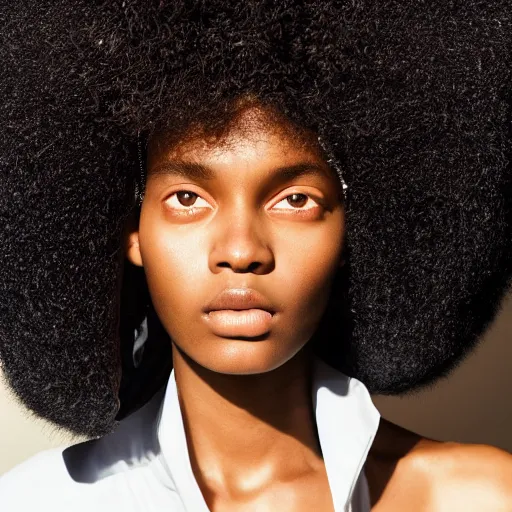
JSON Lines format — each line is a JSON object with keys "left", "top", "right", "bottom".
{"left": 127, "top": 108, "right": 345, "bottom": 375}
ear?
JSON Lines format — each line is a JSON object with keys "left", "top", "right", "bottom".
{"left": 125, "top": 229, "right": 143, "bottom": 267}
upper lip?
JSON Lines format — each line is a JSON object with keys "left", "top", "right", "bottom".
{"left": 203, "top": 288, "right": 276, "bottom": 314}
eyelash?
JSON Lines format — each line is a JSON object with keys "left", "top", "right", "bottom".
{"left": 164, "top": 189, "right": 323, "bottom": 214}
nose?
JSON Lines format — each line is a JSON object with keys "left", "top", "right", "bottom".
{"left": 208, "top": 209, "right": 275, "bottom": 275}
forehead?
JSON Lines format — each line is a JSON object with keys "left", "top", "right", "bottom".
{"left": 147, "top": 106, "right": 327, "bottom": 172}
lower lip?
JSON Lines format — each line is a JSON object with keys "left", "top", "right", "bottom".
{"left": 204, "top": 309, "right": 273, "bottom": 337}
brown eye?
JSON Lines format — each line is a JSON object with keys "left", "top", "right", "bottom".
{"left": 272, "top": 191, "right": 321, "bottom": 212}
{"left": 164, "top": 190, "right": 212, "bottom": 212}
{"left": 287, "top": 193, "right": 308, "bottom": 208}
{"left": 176, "top": 191, "right": 198, "bottom": 206}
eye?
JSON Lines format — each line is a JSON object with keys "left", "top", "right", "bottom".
{"left": 165, "top": 190, "right": 212, "bottom": 210}
{"left": 272, "top": 193, "right": 319, "bottom": 210}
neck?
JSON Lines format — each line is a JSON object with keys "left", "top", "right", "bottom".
{"left": 172, "top": 344, "right": 324, "bottom": 497}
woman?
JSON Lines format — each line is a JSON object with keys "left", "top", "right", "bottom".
{"left": 1, "top": 1, "right": 511, "bottom": 510}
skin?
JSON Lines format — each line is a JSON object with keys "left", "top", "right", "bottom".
{"left": 366, "top": 419, "right": 512, "bottom": 511}
{"left": 126, "top": 106, "right": 512, "bottom": 511}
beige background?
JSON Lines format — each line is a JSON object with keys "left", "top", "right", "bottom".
{"left": 1, "top": 288, "right": 511, "bottom": 475}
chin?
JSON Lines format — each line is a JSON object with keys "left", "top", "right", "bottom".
{"left": 180, "top": 337, "right": 306, "bottom": 376}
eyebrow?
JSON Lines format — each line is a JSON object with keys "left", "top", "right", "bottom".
{"left": 148, "top": 161, "right": 329, "bottom": 182}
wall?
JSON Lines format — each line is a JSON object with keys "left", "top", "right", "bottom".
{"left": 373, "top": 289, "right": 512, "bottom": 452}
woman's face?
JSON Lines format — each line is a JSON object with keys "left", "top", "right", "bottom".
{"left": 127, "top": 109, "right": 345, "bottom": 375}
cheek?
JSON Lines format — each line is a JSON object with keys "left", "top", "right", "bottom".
{"left": 279, "top": 220, "right": 343, "bottom": 320}
{"left": 139, "top": 218, "right": 207, "bottom": 314}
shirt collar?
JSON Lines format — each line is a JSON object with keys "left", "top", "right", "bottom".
{"left": 157, "top": 358, "right": 380, "bottom": 512}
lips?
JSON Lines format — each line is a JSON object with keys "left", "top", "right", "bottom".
{"left": 202, "top": 288, "right": 276, "bottom": 337}
{"left": 203, "top": 288, "right": 276, "bottom": 314}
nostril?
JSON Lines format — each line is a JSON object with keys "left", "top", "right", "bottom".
{"left": 216, "top": 261, "right": 262, "bottom": 272}
{"left": 247, "top": 262, "right": 261, "bottom": 272}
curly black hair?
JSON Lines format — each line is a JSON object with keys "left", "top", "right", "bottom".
{"left": 1, "top": 0, "right": 511, "bottom": 438}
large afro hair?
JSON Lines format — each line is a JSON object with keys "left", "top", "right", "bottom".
{"left": 1, "top": 0, "right": 511, "bottom": 437}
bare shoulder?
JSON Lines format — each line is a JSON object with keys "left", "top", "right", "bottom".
{"left": 390, "top": 439, "right": 512, "bottom": 511}
{"left": 367, "top": 420, "right": 512, "bottom": 511}
{"left": 412, "top": 441, "right": 512, "bottom": 510}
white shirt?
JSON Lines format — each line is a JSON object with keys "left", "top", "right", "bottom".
{"left": 0, "top": 358, "right": 380, "bottom": 512}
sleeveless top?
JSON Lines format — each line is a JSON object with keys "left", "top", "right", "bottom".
{"left": 0, "top": 358, "right": 380, "bottom": 511}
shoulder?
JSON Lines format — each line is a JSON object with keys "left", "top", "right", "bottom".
{"left": 367, "top": 420, "right": 512, "bottom": 511}
{"left": 0, "top": 440, "right": 163, "bottom": 512}
{"left": 0, "top": 446, "right": 67, "bottom": 482}
{"left": 0, "top": 390, "right": 170, "bottom": 511}
{"left": 389, "top": 440, "right": 512, "bottom": 511}
{"left": 411, "top": 441, "right": 512, "bottom": 511}
{"left": 0, "top": 447, "right": 74, "bottom": 510}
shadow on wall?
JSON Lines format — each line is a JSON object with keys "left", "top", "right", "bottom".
{"left": 373, "top": 288, "right": 512, "bottom": 453}
{"left": 1, "top": 289, "right": 511, "bottom": 475}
